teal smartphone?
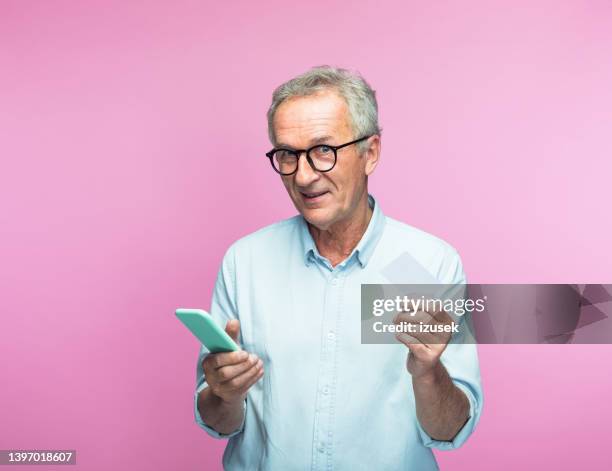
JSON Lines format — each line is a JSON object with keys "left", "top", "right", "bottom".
{"left": 175, "top": 308, "right": 240, "bottom": 353}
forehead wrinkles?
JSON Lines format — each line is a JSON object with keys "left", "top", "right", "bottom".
{"left": 274, "top": 94, "right": 351, "bottom": 145}
{"left": 276, "top": 117, "right": 336, "bottom": 142}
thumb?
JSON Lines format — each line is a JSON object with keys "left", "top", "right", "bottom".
{"left": 225, "top": 319, "right": 241, "bottom": 343}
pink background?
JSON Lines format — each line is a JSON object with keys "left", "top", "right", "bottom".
{"left": 1, "top": 1, "right": 611, "bottom": 469}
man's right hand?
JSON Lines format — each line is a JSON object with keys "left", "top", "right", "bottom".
{"left": 202, "top": 319, "right": 264, "bottom": 405}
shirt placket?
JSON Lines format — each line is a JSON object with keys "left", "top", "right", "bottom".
{"left": 312, "top": 263, "right": 344, "bottom": 471}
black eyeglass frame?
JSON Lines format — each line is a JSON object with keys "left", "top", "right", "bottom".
{"left": 265, "top": 134, "right": 373, "bottom": 176}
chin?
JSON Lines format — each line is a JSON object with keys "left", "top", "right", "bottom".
{"left": 301, "top": 207, "right": 335, "bottom": 230}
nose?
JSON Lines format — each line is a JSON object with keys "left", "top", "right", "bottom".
{"left": 294, "top": 151, "right": 320, "bottom": 187}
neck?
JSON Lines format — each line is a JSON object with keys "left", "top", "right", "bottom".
{"left": 308, "top": 194, "right": 373, "bottom": 268}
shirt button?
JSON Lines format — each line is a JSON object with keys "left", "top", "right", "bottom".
{"left": 318, "top": 443, "right": 325, "bottom": 453}
{"left": 328, "top": 331, "right": 335, "bottom": 340}
{"left": 331, "top": 278, "right": 338, "bottom": 285}
{"left": 323, "top": 386, "right": 329, "bottom": 395}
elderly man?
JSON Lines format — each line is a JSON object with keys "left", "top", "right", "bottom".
{"left": 194, "top": 66, "right": 483, "bottom": 470}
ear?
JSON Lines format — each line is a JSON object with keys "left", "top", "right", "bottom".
{"left": 363, "top": 135, "right": 381, "bottom": 176}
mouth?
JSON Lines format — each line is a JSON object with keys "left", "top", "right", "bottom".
{"left": 300, "top": 190, "right": 329, "bottom": 202}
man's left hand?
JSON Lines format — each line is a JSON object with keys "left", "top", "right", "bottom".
{"left": 393, "top": 307, "right": 455, "bottom": 380}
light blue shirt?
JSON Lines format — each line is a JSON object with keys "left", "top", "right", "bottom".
{"left": 195, "top": 194, "right": 483, "bottom": 470}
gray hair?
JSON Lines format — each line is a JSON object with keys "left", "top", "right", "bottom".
{"left": 267, "top": 65, "right": 382, "bottom": 152}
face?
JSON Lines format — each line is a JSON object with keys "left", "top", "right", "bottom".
{"left": 272, "top": 90, "right": 380, "bottom": 230}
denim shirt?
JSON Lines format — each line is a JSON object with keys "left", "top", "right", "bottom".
{"left": 194, "top": 193, "right": 483, "bottom": 470}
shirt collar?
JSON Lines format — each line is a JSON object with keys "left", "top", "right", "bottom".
{"left": 299, "top": 193, "right": 386, "bottom": 269}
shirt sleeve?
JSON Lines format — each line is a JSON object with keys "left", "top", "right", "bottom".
{"left": 415, "top": 247, "right": 484, "bottom": 450}
{"left": 194, "top": 244, "right": 247, "bottom": 439}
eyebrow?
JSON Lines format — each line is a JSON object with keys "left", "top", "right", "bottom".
{"left": 275, "top": 135, "right": 334, "bottom": 149}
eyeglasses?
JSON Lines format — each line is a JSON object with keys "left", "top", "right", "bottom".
{"left": 265, "top": 135, "right": 372, "bottom": 176}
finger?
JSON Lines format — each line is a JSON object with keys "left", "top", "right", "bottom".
{"left": 394, "top": 310, "right": 431, "bottom": 326}
{"left": 217, "top": 353, "right": 260, "bottom": 383}
{"left": 399, "top": 323, "right": 433, "bottom": 345}
{"left": 204, "top": 349, "right": 249, "bottom": 370}
{"left": 396, "top": 308, "right": 452, "bottom": 326}
{"left": 404, "top": 340, "right": 430, "bottom": 357}
{"left": 218, "top": 359, "right": 264, "bottom": 393}
{"left": 419, "top": 307, "right": 453, "bottom": 324}
{"left": 395, "top": 332, "right": 431, "bottom": 350}
{"left": 241, "top": 364, "right": 264, "bottom": 391}
{"left": 407, "top": 323, "right": 451, "bottom": 345}
{"left": 225, "top": 319, "right": 241, "bottom": 343}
